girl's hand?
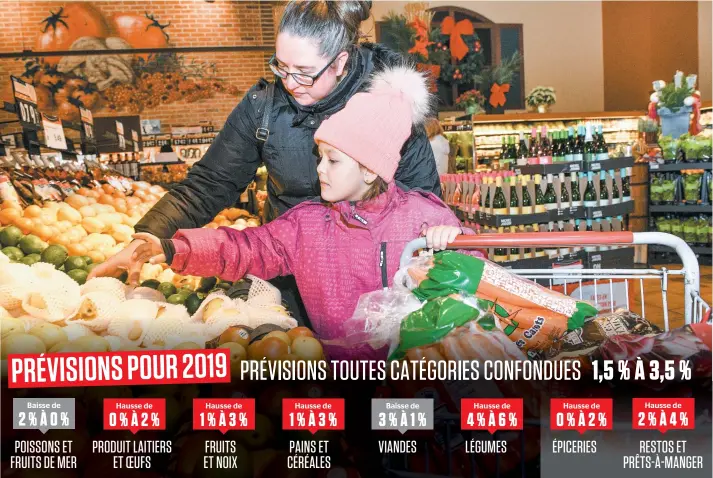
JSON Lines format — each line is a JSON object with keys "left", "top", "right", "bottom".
{"left": 425, "top": 226, "right": 461, "bottom": 251}
{"left": 129, "top": 233, "right": 167, "bottom": 285}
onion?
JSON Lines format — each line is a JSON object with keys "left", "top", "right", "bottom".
{"left": 58, "top": 206, "right": 82, "bottom": 224}
{"left": 98, "top": 194, "right": 115, "bottom": 206}
{"left": 67, "top": 243, "right": 88, "bottom": 256}
{"left": 33, "top": 224, "right": 53, "bottom": 241}
{"left": 101, "top": 184, "right": 115, "bottom": 195}
{"left": 79, "top": 205, "right": 96, "bottom": 218}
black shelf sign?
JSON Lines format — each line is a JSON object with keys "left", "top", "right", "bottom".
{"left": 10, "top": 76, "right": 42, "bottom": 129}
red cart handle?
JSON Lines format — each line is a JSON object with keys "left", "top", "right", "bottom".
{"left": 448, "top": 231, "right": 635, "bottom": 248}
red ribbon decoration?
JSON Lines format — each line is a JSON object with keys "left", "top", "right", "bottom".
{"left": 408, "top": 18, "right": 432, "bottom": 59}
{"left": 440, "top": 16, "right": 474, "bottom": 61}
{"left": 689, "top": 92, "right": 702, "bottom": 136}
{"left": 489, "top": 83, "right": 510, "bottom": 108}
{"left": 647, "top": 101, "right": 659, "bottom": 121}
{"left": 416, "top": 63, "right": 441, "bottom": 93}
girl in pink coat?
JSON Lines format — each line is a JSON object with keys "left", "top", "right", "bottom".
{"left": 133, "top": 65, "right": 482, "bottom": 360}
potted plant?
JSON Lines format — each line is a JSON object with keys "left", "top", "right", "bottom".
{"left": 526, "top": 86, "right": 556, "bottom": 113}
{"left": 455, "top": 89, "right": 485, "bottom": 115}
{"left": 473, "top": 52, "right": 522, "bottom": 114}
{"left": 650, "top": 71, "right": 697, "bottom": 139}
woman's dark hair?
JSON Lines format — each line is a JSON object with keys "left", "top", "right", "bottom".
{"left": 278, "top": 1, "right": 372, "bottom": 57}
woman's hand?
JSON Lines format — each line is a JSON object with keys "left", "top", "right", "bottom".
{"left": 425, "top": 225, "right": 461, "bottom": 251}
{"left": 130, "top": 233, "right": 167, "bottom": 283}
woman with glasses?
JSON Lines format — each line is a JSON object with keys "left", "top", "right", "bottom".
{"left": 89, "top": 0, "right": 441, "bottom": 325}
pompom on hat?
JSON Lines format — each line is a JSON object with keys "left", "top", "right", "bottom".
{"left": 314, "top": 64, "right": 433, "bottom": 183}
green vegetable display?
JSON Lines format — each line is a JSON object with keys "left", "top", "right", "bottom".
{"left": 650, "top": 175, "right": 664, "bottom": 203}
{"left": 683, "top": 216, "right": 698, "bottom": 243}
{"left": 682, "top": 172, "right": 702, "bottom": 203}
{"left": 695, "top": 216, "right": 709, "bottom": 245}
{"left": 658, "top": 135, "right": 679, "bottom": 161}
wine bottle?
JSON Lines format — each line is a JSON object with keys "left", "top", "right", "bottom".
{"left": 534, "top": 174, "right": 546, "bottom": 213}
{"left": 596, "top": 125, "right": 610, "bottom": 161}
{"left": 500, "top": 136, "right": 507, "bottom": 160}
{"left": 494, "top": 226, "right": 508, "bottom": 262}
{"left": 519, "top": 225, "right": 532, "bottom": 259}
{"left": 559, "top": 172, "right": 570, "bottom": 209}
{"left": 493, "top": 176, "right": 508, "bottom": 215}
{"left": 572, "top": 125, "right": 584, "bottom": 162}
{"left": 583, "top": 172, "right": 597, "bottom": 208}
{"left": 528, "top": 127, "right": 539, "bottom": 165}
{"left": 574, "top": 219, "right": 583, "bottom": 251}
{"left": 558, "top": 220, "right": 570, "bottom": 255}
{"left": 610, "top": 169, "right": 620, "bottom": 204}
{"left": 583, "top": 123, "right": 595, "bottom": 163}
{"left": 622, "top": 167, "right": 631, "bottom": 201}
{"left": 552, "top": 131, "right": 562, "bottom": 163}
{"left": 483, "top": 177, "right": 491, "bottom": 209}
{"left": 544, "top": 222, "right": 558, "bottom": 257}
{"left": 585, "top": 219, "right": 596, "bottom": 252}
{"left": 599, "top": 172, "right": 609, "bottom": 206}
{"left": 544, "top": 173, "right": 557, "bottom": 211}
{"left": 521, "top": 175, "right": 533, "bottom": 214}
{"left": 517, "top": 132, "right": 528, "bottom": 166}
{"left": 509, "top": 176, "right": 519, "bottom": 215}
{"left": 564, "top": 127, "right": 575, "bottom": 162}
{"left": 570, "top": 172, "right": 582, "bottom": 207}
{"left": 508, "top": 136, "right": 517, "bottom": 162}
{"left": 509, "top": 226, "right": 520, "bottom": 260}
{"left": 533, "top": 224, "right": 546, "bottom": 257}
{"left": 596, "top": 218, "right": 608, "bottom": 251}
{"left": 539, "top": 126, "right": 552, "bottom": 165}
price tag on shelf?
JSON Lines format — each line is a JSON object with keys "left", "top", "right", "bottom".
{"left": 80, "top": 107, "right": 95, "bottom": 143}
{"left": 116, "top": 120, "right": 126, "bottom": 150}
{"left": 193, "top": 399, "right": 255, "bottom": 433}
{"left": 569, "top": 163, "right": 581, "bottom": 172}
{"left": 632, "top": 398, "right": 695, "bottom": 433}
{"left": 650, "top": 163, "right": 660, "bottom": 170}
{"left": 11, "top": 76, "right": 42, "bottom": 129}
{"left": 103, "top": 398, "right": 166, "bottom": 433}
{"left": 590, "top": 162, "right": 602, "bottom": 171}
{"left": 132, "top": 129, "right": 139, "bottom": 152}
{"left": 550, "top": 398, "right": 613, "bottom": 434}
{"left": 371, "top": 399, "right": 434, "bottom": 433}
{"left": 593, "top": 210, "right": 603, "bottom": 219}
{"left": 41, "top": 113, "right": 67, "bottom": 150}
{"left": 461, "top": 399, "right": 523, "bottom": 433}
{"left": 500, "top": 218, "right": 512, "bottom": 227}
{"left": 282, "top": 398, "right": 345, "bottom": 434}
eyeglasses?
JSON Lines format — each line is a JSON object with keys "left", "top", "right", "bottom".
{"left": 268, "top": 52, "right": 340, "bottom": 87}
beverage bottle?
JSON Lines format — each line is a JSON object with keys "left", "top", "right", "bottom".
{"left": 621, "top": 167, "right": 631, "bottom": 202}
{"left": 571, "top": 172, "right": 582, "bottom": 207}
{"left": 494, "top": 226, "right": 508, "bottom": 262}
{"left": 509, "top": 176, "right": 519, "bottom": 215}
{"left": 517, "top": 132, "right": 528, "bottom": 166}
{"left": 539, "top": 126, "right": 552, "bottom": 165}
{"left": 493, "top": 176, "right": 508, "bottom": 215}
{"left": 585, "top": 219, "right": 596, "bottom": 252}
{"left": 559, "top": 172, "right": 570, "bottom": 209}
{"left": 596, "top": 124, "right": 610, "bottom": 161}
{"left": 610, "top": 169, "right": 620, "bottom": 204}
{"left": 534, "top": 174, "right": 546, "bottom": 213}
{"left": 572, "top": 125, "right": 585, "bottom": 162}
{"left": 544, "top": 174, "right": 557, "bottom": 211}
{"left": 599, "top": 172, "right": 610, "bottom": 206}
{"left": 583, "top": 123, "right": 595, "bottom": 163}
{"left": 564, "top": 127, "right": 575, "bottom": 163}
{"left": 521, "top": 175, "right": 533, "bottom": 214}
{"left": 528, "top": 127, "right": 539, "bottom": 165}
{"left": 583, "top": 172, "right": 597, "bottom": 208}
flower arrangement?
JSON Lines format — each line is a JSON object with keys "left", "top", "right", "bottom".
{"left": 526, "top": 86, "right": 556, "bottom": 112}
{"left": 455, "top": 89, "right": 485, "bottom": 115}
{"left": 649, "top": 71, "right": 701, "bottom": 138}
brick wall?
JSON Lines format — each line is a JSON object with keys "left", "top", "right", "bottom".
{"left": 1, "top": 0, "right": 280, "bottom": 133}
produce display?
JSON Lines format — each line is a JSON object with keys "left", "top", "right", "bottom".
{"left": 654, "top": 215, "right": 712, "bottom": 245}
{"left": 650, "top": 170, "right": 710, "bottom": 205}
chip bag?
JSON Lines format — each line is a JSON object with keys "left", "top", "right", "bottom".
{"left": 401, "top": 251, "right": 598, "bottom": 357}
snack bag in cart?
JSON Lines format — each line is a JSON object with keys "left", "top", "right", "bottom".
{"left": 396, "top": 251, "right": 598, "bottom": 358}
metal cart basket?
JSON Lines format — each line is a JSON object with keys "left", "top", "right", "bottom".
{"left": 383, "top": 231, "right": 711, "bottom": 478}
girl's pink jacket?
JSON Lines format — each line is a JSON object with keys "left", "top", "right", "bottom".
{"left": 168, "top": 184, "right": 480, "bottom": 360}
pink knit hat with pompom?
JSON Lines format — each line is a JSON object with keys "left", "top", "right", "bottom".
{"left": 314, "top": 65, "right": 433, "bottom": 182}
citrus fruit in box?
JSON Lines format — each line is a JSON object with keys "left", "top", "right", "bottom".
{"left": 0, "top": 225, "right": 22, "bottom": 247}
{"left": 64, "top": 256, "right": 87, "bottom": 272}
{"left": 18, "top": 234, "right": 47, "bottom": 255}
{"left": 158, "top": 281, "right": 177, "bottom": 298}
{"left": 41, "top": 245, "right": 68, "bottom": 268}
{"left": 67, "top": 269, "right": 88, "bottom": 285}
{"left": 20, "top": 253, "right": 41, "bottom": 266}
{"left": 2, "top": 246, "right": 23, "bottom": 261}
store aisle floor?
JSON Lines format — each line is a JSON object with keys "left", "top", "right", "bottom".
{"left": 630, "top": 265, "right": 712, "bottom": 331}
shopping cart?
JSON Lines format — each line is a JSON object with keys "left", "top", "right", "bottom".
{"left": 380, "top": 231, "right": 711, "bottom": 478}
